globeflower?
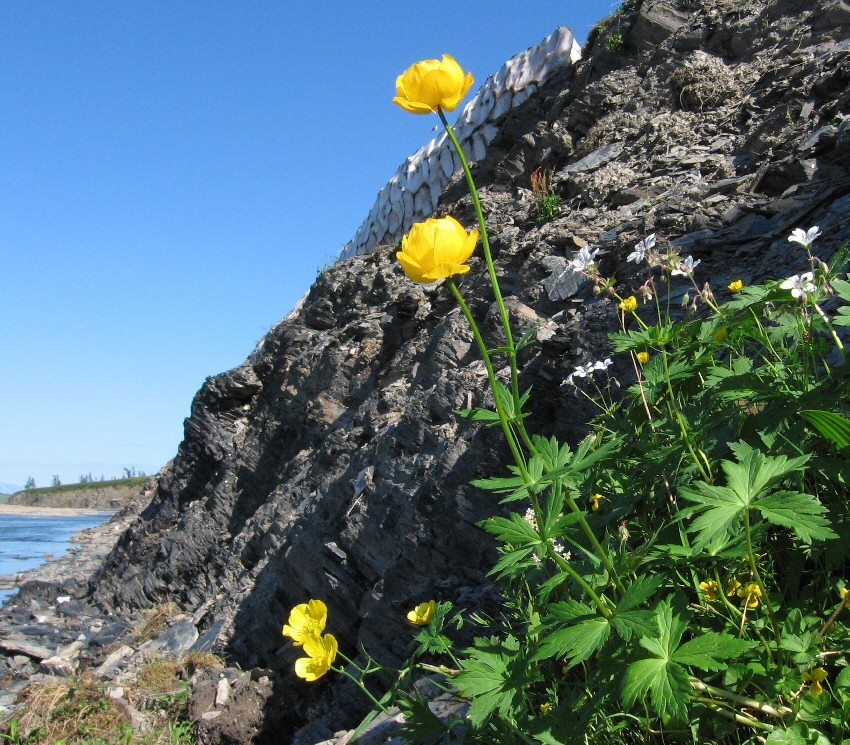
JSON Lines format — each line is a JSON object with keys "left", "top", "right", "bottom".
{"left": 396, "top": 216, "right": 479, "bottom": 284}
{"left": 636, "top": 351, "right": 650, "bottom": 364}
{"left": 589, "top": 493, "right": 605, "bottom": 511}
{"left": 699, "top": 580, "right": 719, "bottom": 602}
{"left": 394, "top": 55, "right": 474, "bottom": 114}
{"left": 282, "top": 599, "right": 327, "bottom": 646}
{"left": 294, "top": 633, "right": 338, "bottom": 682}
{"left": 737, "top": 582, "right": 762, "bottom": 609}
{"left": 619, "top": 296, "right": 638, "bottom": 313}
{"left": 728, "top": 279, "right": 744, "bottom": 293}
{"left": 407, "top": 600, "right": 436, "bottom": 625}
{"left": 802, "top": 667, "right": 828, "bottom": 696}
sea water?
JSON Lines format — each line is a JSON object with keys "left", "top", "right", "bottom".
{"left": 0, "top": 512, "right": 112, "bottom": 604}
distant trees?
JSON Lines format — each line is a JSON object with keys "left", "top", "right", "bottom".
{"left": 24, "top": 477, "right": 35, "bottom": 490}
{"left": 79, "top": 472, "right": 95, "bottom": 484}
{"left": 51, "top": 475, "right": 61, "bottom": 487}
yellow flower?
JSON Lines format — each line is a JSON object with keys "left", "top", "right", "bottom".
{"left": 618, "top": 295, "right": 638, "bottom": 313}
{"left": 294, "top": 633, "right": 338, "bottom": 682}
{"left": 737, "top": 582, "right": 762, "bottom": 609}
{"left": 539, "top": 702, "right": 554, "bottom": 715}
{"left": 396, "top": 216, "right": 479, "bottom": 284}
{"left": 589, "top": 494, "right": 605, "bottom": 511}
{"left": 802, "top": 667, "right": 828, "bottom": 696}
{"left": 699, "top": 580, "right": 720, "bottom": 602}
{"left": 841, "top": 587, "right": 848, "bottom": 599}
{"left": 726, "top": 578, "right": 742, "bottom": 597}
{"left": 713, "top": 326, "right": 728, "bottom": 343}
{"left": 407, "top": 600, "right": 436, "bottom": 625}
{"left": 282, "top": 599, "right": 327, "bottom": 646}
{"left": 636, "top": 351, "right": 650, "bottom": 364}
{"left": 394, "top": 55, "right": 474, "bottom": 114}
{"left": 728, "top": 279, "right": 744, "bottom": 293}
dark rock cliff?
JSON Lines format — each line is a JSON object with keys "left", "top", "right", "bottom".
{"left": 91, "top": 0, "right": 850, "bottom": 740}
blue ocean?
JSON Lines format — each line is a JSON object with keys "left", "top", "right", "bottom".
{"left": 0, "top": 512, "right": 112, "bottom": 604}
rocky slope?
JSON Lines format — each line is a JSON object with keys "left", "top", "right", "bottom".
{"left": 84, "top": 0, "right": 850, "bottom": 741}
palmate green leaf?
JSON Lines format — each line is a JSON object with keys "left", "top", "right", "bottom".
{"left": 532, "top": 434, "right": 573, "bottom": 471}
{"left": 610, "top": 611, "right": 656, "bottom": 641}
{"left": 483, "top": 513, "right": 541, "bottom": 546}
{"left": 679, "top": 482, "right": 744, "bottom": 550}
{"left": 617, "top": 575, "right": 663, "bottom": 613}
{"left": 831, "top": 276, "right": 850, "bottom": 302}
{"left": 454, "top": 635, "right": 536, "bottom": 728}
{"left": 672, "top": 633, "right": 756, "bottom": 671}
{"left": 488, "top": 547, "right": 537, "bottom": 579}
{"left": 753, "top": 490, "right": 836, "bottom": 542}
{"left": 800, "top": 409, "right": 850, "bottom": 450}
{"left": 723, "top": 442, "right": 810, "bottom": 498}
{"left": 622, "top": 657, "right": 691, "bottom": 722}
{"left": 399, "top": 693, "right": 450, "bottom": 745}
{"left": 533, "top": 616, "right": 611, "bottom": 665}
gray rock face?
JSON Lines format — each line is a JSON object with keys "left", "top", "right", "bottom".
{"left": 90, "top": 0, "right": 850, "bottom": 741}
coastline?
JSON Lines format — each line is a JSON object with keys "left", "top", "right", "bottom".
{"left": 0, "top": 503, "right": 115, "bottom": 518}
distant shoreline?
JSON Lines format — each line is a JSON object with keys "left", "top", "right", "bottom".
{"left": 0, "top": 503, "right": 115, "bottom": 518}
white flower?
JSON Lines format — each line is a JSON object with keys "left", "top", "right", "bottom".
{"left": 567, "top": 246, "right": 600, "bottom": 273}
{"left": 780, "top": 272, "right": 815, "bottom": 298}
{"left": 788, "top": 226, "right": 822, "bottom": 248}
{"left": 627, "top": 234, "right": 656, "bottom": 264}
{"left": 671, "top": 255, "right": 701, "bottom": 276}
{"left": 563, "top": 360, "right": 612, "bottom": 386}
{"left": 593, "top": 358, "right": 613, "bottom": 372}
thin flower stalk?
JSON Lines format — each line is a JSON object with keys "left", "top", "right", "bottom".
{"left": 438, "top": 108, "right": 534, "bottom": 456}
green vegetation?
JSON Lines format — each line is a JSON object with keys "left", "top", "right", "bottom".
{"left": 530, "top": 168, "right": 562, "bottom": 225}
{"left": 11, "top": 476, "right": 148, "bottom": 499}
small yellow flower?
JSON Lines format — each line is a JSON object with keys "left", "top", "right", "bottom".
{"left": 407, "top": 600, "right": 436, "bottom": 625}
{"left": 726, "top": 578, "right": 742, "bottom": 597}
{"left": 294, "top": 633, "right": 338, "bottom": 682}
{"left": 618, "top": 295, "right": 638, "bottom": 313}
{"left": 713, "top": 327, "right": 729, "bottom": 343}
{"left": 589, "top": 493, "right": 605, "bottom": 511}
{"left": 282, "top": 599, "right": 327, "bottom": 646}
{"left": 737, "top": 582, "right": 762, "bottom": 609}
{"left": 840, "top": 587, "right": 848, "bottom": 599}
{"left": 539, "top": 702, "right": 554, "bottom": 715}
{"left": 396, "top": 216, "right": 479, "bottom": 284}
{"left": 802, "top": 667, "right": 828, "bottom": 697}
{"left": 394, "top": 55, "right": 474, "bottom": 114}
{"left": 636, "top": 351, "right": 650, "bottom": 364}
{"left": 699, "top": 580, "right": 720, "bottom": 602}
{"left": 728, "top": 279, "right": 744, "bottom": 293}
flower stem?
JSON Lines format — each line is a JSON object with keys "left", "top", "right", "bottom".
{"left": 439, "top": 109, "right": 534, "bottom": 455}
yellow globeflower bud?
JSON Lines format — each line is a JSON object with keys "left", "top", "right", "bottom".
{"left": 407, "top": 600, "right": 436, "bottom": 625}
{"left": 618, "top": 296, "right": 638, "bottom": 313}
{"left": 294, "top": 633, "right": 338, "bottom": 682}
{"left": 728, "top": 279, "right": 744, "bottom": 293}
{"left": 394, "top": 55, "right": 474, "bottom": 114}
{"left": 396, "top": 216, "right": 479, "bottom": 284}
{"left": 636, "top": 351, "right": 650, "bottom": 364}
{"left": 282, "top": 599, "right": 327, "bottom": 646}
{"left": 589, "top": 494, "right": 605, "bottom": 511}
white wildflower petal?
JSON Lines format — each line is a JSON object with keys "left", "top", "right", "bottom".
{"left": 593, "top": 358, "right": 613, "bottom": 372}
{"left": 788, "top": 226, "right": 822, "bottom": 247}
{"left": 567, "top": 246, "right": 600, "bottom": 273}
{"left": 780, "top": 272, "right": 815, "bottom": 298}
{"left": 671, "top": 255, "right": 701, "bottom": 277}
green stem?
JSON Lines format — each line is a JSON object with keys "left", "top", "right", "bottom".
{"left": 333, "top": 653, "right": 392, "bottom": 715}
{"left": 742, "top": 509, "right": 783, "bottom": 662}
{"left": 690, "top": 679, "right": 791, "bottom": 719}
{"left": 439, "top": 109, "right": 534, "bottom": 455}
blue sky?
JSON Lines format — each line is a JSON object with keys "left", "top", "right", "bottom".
{"left": 1, "top": 1, "right": 619, "bottom": 490}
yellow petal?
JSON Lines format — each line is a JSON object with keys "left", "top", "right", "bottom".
{"left": 396, "top": 251, "right": 429, "bottom": 283}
